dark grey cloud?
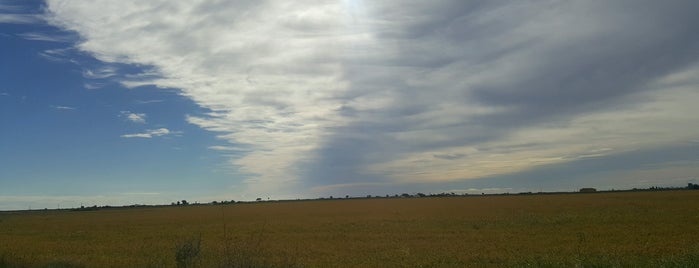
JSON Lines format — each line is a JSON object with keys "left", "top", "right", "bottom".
{"left": 305, "top": 0, "right": 699, "bottom": 190}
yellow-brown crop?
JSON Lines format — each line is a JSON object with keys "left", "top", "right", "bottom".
{"left": 1, "top": 191, "right": 698, "bottom": 267}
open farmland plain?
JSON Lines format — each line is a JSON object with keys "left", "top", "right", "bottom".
{"left": 1, "top": 191, "right": 698, "bottom": 267}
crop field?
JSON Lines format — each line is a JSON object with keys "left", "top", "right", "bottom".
{"left": 1, "top": 191, "right": 698, "bottom": 267}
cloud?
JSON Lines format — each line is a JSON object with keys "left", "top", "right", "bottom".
{"left": 208, "top": 145, "right": 249, "bottom": 152}
{"left": 83, "top": 82, "right": 103, "bottom": 90}
{"left": 17, "top": 32, "right": 73, "bottom": 42}
{"left": 83, "top": 66, "right": 118, "bottom": 79}
{"left": 135, "top": 99, "right": 163, "bottom": 105}
{"left": 45, "top": 1, "right": 699, "bottom": 197}
{"left": 121, "top": 128, "right": 171, "bottom": 138}
{"left": 50, "top": 105, "right": 76, "bottom": 110}
{"left": 0, "top": 14, "right": 40, "bottom": 24}
{"left": 38, "top": 47, "right": 76, "bottom": 62}
{"left": 120, "top": 111, "right": 146, "bottom": 124}
{"left": 0, "top": 3, "right": 42, "bottom": 24}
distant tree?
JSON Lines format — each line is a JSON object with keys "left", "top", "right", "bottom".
{"left": 345, "top": 195, "right": 350, "bottom": 199}
{"left": 177, "top": 201, "right": 181, "bottom": 205}
{"left": 401, "top": 193, "right": 411, "bottom": 198}
{"left": 416, "top": 193, "right": 426, "bottom": 197}
{"left": 367, "top": 195, "right": 372, "bottom": 198}
{"left": 256, "top": 197, "right": 262, "bottom": 201}
{"left": 181, "top": 200, "right": 188, "bottom": 205}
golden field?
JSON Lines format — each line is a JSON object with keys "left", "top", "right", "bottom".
{"left": 1, "top": 191, "right": 698, "bottom": 267}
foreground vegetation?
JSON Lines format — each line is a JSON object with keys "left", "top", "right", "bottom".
{"left": 1, "top": 191, "right": 698, "bottom": 267}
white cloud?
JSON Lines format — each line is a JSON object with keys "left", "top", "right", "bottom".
{"left": 120, "top": 111, "right": 146, "bottom": 124}
{"left": 208, "top": 145, "right": 249, "bottom": 152}
{"left": 50, "top": 105, "right": 76, "bottom": 110}
{"left": 121, "top": 128, "right": 170, "bottom": 138}
{"left": 17, "top": 32, "right": 72, "bottom": 42}
{"left": 83, "top": 82, "right": 104, "bottom": 90}
{"left": 135, "top": 99, "right": 163, "bottom": 105}
{"left": 45, "top": 0, "right": 356, "bottom": 195}
{"left": 38, "top": 47, "right": 76, "bottom": 62}
{"left": 0, "top": 14, "right": 40, "bottom": 24}
{"left": 1, "top": 3, "right": 41, "bottom": 24}
{"left": 83, "top": 66, "right": 118, "bottom": 79}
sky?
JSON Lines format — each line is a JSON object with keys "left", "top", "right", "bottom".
{"left": 1, "top": 0, "right": 699, "bottom": 210}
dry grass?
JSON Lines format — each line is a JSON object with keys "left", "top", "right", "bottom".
{"left": 1, "top": 191, "right": 698, "bottom": 267}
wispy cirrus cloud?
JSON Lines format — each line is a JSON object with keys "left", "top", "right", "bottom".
{"left": 121, "top": 128, "right": 171, "bottom": 139}
{"left": 120, "top": 111, "right": 146, "bottom": 124}
{"left": 45, "top": 1, "right": 699, "bottom": 197}
{"left": 37, "top": 47, "right": 76, "bottom": 62}
{"left": 0, "top": 3, "right": 42, "bottom": 24}
{"left": 50, "top": 105, "right": 76, "bottom": 110}
{"left": 17, "top": 32, "right": 73, "bottom": 42}
{"left": 83, "top": 82, "right": 103, "bottom": 90}
{"left": 135, "top": 99, "right": 163, "bottom": 105}
{"left": 83, "top": 66, "right": 118, "bottom": 79}
{"left": 0, "top": 13, "right": 40, "bottom": 24}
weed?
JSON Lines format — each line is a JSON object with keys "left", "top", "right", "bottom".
{"left": 0, "top": 254, "right": 7, "bottom": 268}
{"left": 175, "top": 236, "right": 201, "bottom": 268}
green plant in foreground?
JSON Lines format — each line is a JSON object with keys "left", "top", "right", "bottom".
{"left": 175, "top": 236, "right": 201, "bottom": 268}
{"left": 0, "top": 255, "right": 7, "bottom": 268}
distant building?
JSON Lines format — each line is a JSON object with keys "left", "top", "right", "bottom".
{"left": 579, "top": 188, "right": 597, "bottom": 193}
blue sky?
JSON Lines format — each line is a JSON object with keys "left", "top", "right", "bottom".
{"left": 2, "top": 0, "right": 699, "bottom": 210}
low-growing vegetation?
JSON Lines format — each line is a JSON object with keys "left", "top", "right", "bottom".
{"left": 1, "top": 191, "right": 698, "bottom": 267}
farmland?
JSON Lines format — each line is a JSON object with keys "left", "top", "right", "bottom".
{"left": 1, "top": 191, "right": 698, "bottom": 267}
